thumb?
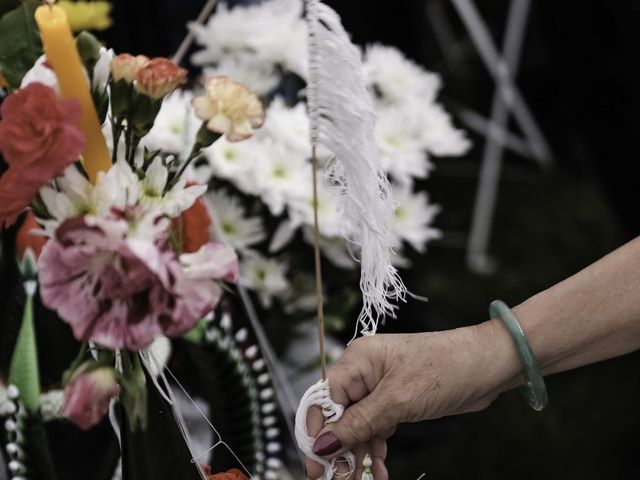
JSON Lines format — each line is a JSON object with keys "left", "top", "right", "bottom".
{"left": 312, "top": 388, "right": 395, "bottom": 457}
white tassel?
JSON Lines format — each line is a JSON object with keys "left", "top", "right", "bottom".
{"left": 306, "top": 0, "right": 406, "bottom": 337}
{"left": 294, "top": 379, "right": 355, "bottom": 480}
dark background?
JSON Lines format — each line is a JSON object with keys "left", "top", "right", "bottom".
{"left": 102, "top": 1, "right": 640, "bottom": 478}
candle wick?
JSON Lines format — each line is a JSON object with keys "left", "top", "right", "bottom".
{"left": 44, "top": 0, "right": 55, "bottom": 9}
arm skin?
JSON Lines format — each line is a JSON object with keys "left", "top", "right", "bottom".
{"left": 304, "top": 237, "right": 640, "bottom": 479}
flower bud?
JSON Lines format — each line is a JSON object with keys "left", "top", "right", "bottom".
{"left": 62, "top": 365, "right": 120, "bottom": 431}
{"left": 135, "top": 57, "right": 187, "bottom": 100}
{"left": 110, "top": 54, "right": 149, "bottom": 84}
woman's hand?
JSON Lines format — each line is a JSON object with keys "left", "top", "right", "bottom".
{"left": 304, "top": 321, "right": 520, "bottom": 479}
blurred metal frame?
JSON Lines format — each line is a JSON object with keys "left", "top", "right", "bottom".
{"left": 427, "top": 0, "right": 554, "bottom": 272}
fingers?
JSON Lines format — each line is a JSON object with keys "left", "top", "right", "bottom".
{"left": 314, "top": 384, "right": 397, "bottom": 456}
{"left": 304, "top": 457, "right": 324, "bottom": 480}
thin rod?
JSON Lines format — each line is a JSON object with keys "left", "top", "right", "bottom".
{"left": 171, "top": 0, "right": 218, "bottom": 66}
{"left": 311, "top": 146, "right": 327, "bottom": 380}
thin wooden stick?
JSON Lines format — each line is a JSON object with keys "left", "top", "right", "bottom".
{"left": 311, "top": 146, "right": 327, "bottom": 380}
{"left": 171, "top": 0, "right": 218, "bottom": 66}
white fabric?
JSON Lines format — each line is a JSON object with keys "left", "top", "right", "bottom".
{"left": 295, "top": 379, "right": 355, "bottom": 480}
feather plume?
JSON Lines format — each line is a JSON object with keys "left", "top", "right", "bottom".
{"left": 305, "top": 0, "right": 406, "bottom": 336}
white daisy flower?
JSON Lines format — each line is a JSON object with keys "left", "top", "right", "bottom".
{"left": 190, "top": 0, "right": 306, "bottom": 74}
{"left": 415, "top": 102, "right": 471, "bottom": 156}
{"left": 205, "top": 190, "right": 266, "bottom": 251}
{"left": 142, "top": 90, "right": 199, "bottom": 158}
{"left": 286, "top": 176, "right": 341, "bottom": 238}
{"left": 364, "top": 44, "right": 442, "bottom": 104}
{"left": 392, "top": 187, "right": 442, "bottom": 253}
{"left": 202, "top": 136, "right": 261, "bottom": 193}
{"left": 253, "top": 140, "right": 311, "bottom": 216}
{"left": 240, "top": 253, "right": 289, "bottom": 307}
{"left": 259, "top": 97, "right": 311, "bottom": 157}
{"left": 203, "top": 55, "right": 281, "bottom": 97}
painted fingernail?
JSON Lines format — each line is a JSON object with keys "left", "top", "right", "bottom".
{"left": 312, "top": 431, "right": 341, "bottom": 456}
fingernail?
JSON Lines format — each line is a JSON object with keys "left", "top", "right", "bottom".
{"left": 312, "top": 431, "right": 341, "bottom": 456}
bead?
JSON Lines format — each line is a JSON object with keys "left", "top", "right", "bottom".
{"left": 2, "top": 401, "right": 17, "bottom": 415}
{"left": 262, "top": 416, "right": 277, "bottom": 427}
{"left": 265, "top": 470, "right": 277, "bottom": 479}
{"left": 252, "top": 359, "right": 265, "bottom": 371}
{"left": 266, "top": 442, "right": 281, "bottom": 453}
{"left": 260, "top": 388, "right": 274, "bottom": 400}
{"left": 266, "top": 458, "right": 283, "bottom": 469}
{"left": 257, "top": 373, "right": 270, "bottom": 385}
{"left": 8, "top": 460, "right": 24, "bottom": 473}
{"left": 5, "top": 442, "right": 21, "bottom": 456}
{"left": 245, "top": 345, "right": 259, "bottom": 359}
{"left": 265, "top": 427, "right": 280, "bottom": 439}
{"left": 4, "top": 419, "right": 17, "bottom": 432}
{"left": 261, "top": 402, "right": 276, "bottom": 414}
{"left": 7, "top": 385, "right": 19, "bottom": 400}
{"left": 235, "top": 328, "right": 249, "bottom": 343}
{"left": 363, "top": 454, "right": 373, "bottom": 468}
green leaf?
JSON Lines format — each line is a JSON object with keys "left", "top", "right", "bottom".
{"left": 8, "top": 282, "right": 41, "bottom": 413}
{"left": 0, "top": 0, "right": 19, "bottom": 19}
{"left": 0, "top": 0, "right": 43, "bottom": 89}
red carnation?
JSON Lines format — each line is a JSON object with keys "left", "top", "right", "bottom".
{"left": 0, "top": 83, "right": 85, "bottom": 227}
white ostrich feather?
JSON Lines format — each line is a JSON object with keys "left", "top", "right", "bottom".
{"left": 305, "top": 0, "right": 407, "bottom": 336}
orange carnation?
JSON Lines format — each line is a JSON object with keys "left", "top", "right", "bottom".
{"left": 208, "top": 468, "right": 248, "bottom": 480}
{"left": 172, "top": 188, "right": 212, "bottom": 253}
{"left": 135, "top": 58, "right": 187, "bottom": 100}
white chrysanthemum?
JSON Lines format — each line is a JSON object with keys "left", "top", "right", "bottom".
{"left": 286, "top": 176, "right": 341, "bottom": 238}
{"left": 253, "top": 140, "right": 311, "bottom": 216}
{"left": 190, "top": 0, "right": 307, "bottom": 77}
{"left": 92, "top": 161, "right": 141, "bottom": 214}
{"left": 202, "top": 137, "right": 261, "bottom": 193}
{"left": 205, "top": 190, "right": 266, "bottom": 251}
{"left": 240, "top": 253, "right": 289, "bottom": 307}
{"left": 364, "top": 44, "right": 441, "bottom": 103}
{"left": 415, "top": 102, "right": 471, "bottom": 156}
{"left": 259, "top": 98, "right": 311, "bottom": 156}
{"left": 375, "top": 106, "right": 434, "bottom": 185}
{"left": 392, "top": 187, "right": 441, "bottom": 253}
{"left": 139, "top": 158, "right": 207, "bottom": 217}
{"left": 142, "top": 90, "right": 199, "bottom": 158}
{"left": 203, "top": 55, "right": 281, "bottom": 97}
{"left": 40, "top": 159, "right": 205, "bottom": 234}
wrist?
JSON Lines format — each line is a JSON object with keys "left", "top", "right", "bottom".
{"left": 470, "top": 319, "right": 527, "bottom": 396}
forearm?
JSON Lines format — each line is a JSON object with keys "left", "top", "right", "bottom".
{"left": 487, "top": 236, "right": 640, "bottom": 392}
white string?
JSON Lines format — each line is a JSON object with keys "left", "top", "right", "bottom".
{"left": 294, "top": 379, "right": 355, "bottom": 480}
{"left": 154, "top": 352, "right": 257, "bottom": 479}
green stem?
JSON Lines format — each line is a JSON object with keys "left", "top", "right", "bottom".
{"left": 62, "top": 341, "right": 88, "bottom": 385}
{"left": 165, "top": 147, "right": 201, "bottom": 192}
{"left": 128, "top": 135, "right": 141, "bottom": 165}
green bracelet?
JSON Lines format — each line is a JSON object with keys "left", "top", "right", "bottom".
{"left": 490, "top": 300, "right": 548, "bottom": 411}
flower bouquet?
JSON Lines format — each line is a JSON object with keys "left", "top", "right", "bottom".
{"left": 159, "top": 0, "right": 471, "bottom": 345}
{"left": 0, "top": 1, "right": 282, "bottom": 479}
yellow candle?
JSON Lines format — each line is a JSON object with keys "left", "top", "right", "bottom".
{"left": 34, "top": 4, "right": 111, "bottom": 183}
